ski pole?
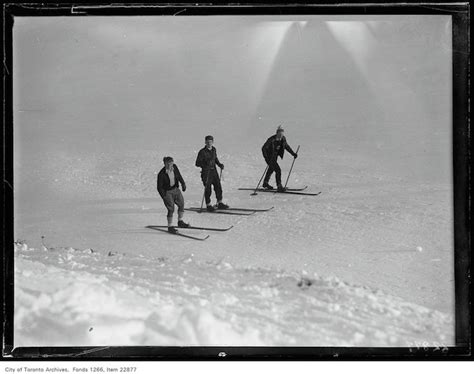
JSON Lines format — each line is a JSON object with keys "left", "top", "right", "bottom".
{"left": 283, "top": 145, "right": 300, "bottom": 189}
{"left": 251, "top": 164, "right": 269, "bottom": 196}
{"left": 199, "top": 169, "right": 212, "bottom": 213}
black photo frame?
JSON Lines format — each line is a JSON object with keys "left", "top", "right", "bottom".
{"left": 2, "top": 1, "right": 470, "bottom": 361}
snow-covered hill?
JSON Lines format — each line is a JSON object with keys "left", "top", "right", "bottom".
{"left": 15, "top": 242, "right": 452, "bottom": 347}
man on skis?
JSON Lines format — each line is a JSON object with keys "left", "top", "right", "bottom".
{"left": 195, "top": 135, "right": 229, "bottom": 212}
{"left": 261, "top": 125, "right": 298, "bottom": 192}
{"left": 157, "top": 156, "right": 189, "bottom": 233}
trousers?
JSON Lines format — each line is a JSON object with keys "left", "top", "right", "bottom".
{"left": 162, "top": 187, "right": 184, "bottom": 217}
{"left": 264, "top": 158, "right": 282, "bottom": 185}
{"left": 201, "top": 169, "right": 222, "bottom": 205}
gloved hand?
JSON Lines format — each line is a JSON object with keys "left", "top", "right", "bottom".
{"left": 182, "top": 183, "right": 187, "bottom": 192}
{"left": 293, "top": 153, "right": 298, "bottom": 159}
{"left": 219, "top": 164, "right": 224, "bottom": 170}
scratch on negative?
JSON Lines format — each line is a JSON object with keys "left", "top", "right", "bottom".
{"left": 173, "top": 9, "right": 186, "bottom": 16}
{"left": 4, "top": 179, "right": 13, "bottom": 191}
{"left": 71, "top": 6, "right": 86, "bottom": 15}
{"left": 74, "top": 346, "right": 112, "bottom": 357}
{"left": 3, "top": 59, "right": 10, "bottom": 75}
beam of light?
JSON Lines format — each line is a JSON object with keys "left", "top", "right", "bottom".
{"left": 246, "top": 21, "right": 294, "bottom": 109}
{"left": 325, "top": 20, "right": 448, "bottom": 142}
{"left": 326, "top": 21, "right": 419, "bottom": 122}
{"left": 326, "top": 21, "right": 376, "bottom": 82}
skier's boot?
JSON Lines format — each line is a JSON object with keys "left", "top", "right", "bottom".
{"left": 217, "top": 202, "right": 229, "bottom": 210}
{"left": 168, "top": 226, "right": 178, "bottom": 234}
{"left": 178, "top": 220, "right": 190, "bottom": 228}
{"left": 206, "top": 204, "right": 215, "bottom": 212}
{"left": 277, "top": 184, "right": 287, "bottom": 192}
{"left": 262, "top": 182, "right": 274, "bottom": 190}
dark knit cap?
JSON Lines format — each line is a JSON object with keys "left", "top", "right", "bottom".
{"left": 205, "top": 135, "right": 214, "bottom": 141}
{"left": 163, "top": 156, "right": 174, "bottom": 163}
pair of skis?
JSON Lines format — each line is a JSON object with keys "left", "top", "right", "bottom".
{"left": 185, "top": 206, "right": 274, "bottom": 216}
{"left": 147, "top": 205, "right": 274, "bottom": 240}
{"left": 146, "top": 224, "right": 231, "bottom": 241}
{"left": 238, "top": 186, "right": 321, "bottom": 196}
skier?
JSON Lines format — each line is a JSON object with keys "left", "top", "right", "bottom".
{"left": 157, "top": 156, "right": 189, "bottom": 233}
{"left": 261, "top": 125, "right": 298, "bottom": 192}
{"left": 195, "top": 135, "right": 229, "bottom": 212}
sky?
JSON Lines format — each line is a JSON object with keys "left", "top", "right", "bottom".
{"left": 13, "top": 15, "right": 452, "bottom": 183}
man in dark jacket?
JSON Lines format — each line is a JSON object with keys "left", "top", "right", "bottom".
{"left": 261, "top": 125, "right": 297, "bottom": 192}
{"left": 195, "top": 135, "right": 229, "bottom": 212}
{"left": 157, "top": 156, "right": 189, "bottom": 233}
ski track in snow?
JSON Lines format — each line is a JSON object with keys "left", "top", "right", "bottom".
{"left": 14, "top": 243, "right": 453, "bottom": 347}
{"left": 14, "top": 151, "right": 454, "bottom": 347}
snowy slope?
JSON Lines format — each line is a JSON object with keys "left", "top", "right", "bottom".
{"left": 14, "top": 150, "right": 454, "bottom": 314}
{"left": 13, "top": 150, "right": 454, "bottom": 347}
{"left": 15, "top": 242, "right": 453, "bottom": 347}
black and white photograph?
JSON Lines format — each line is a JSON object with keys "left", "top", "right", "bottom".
{"left": 5, "top": 4, "right": 469, "bottom": 354}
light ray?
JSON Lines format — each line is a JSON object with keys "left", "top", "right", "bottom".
{"left": 246, "top": 21, "right": 294, "bottom": 109}
{"left": 326, "top": 21, "right": 376, "bottom": 81}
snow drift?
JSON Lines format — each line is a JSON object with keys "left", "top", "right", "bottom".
{"left": 15, "top": 242, "right": 453, "bottom": 347}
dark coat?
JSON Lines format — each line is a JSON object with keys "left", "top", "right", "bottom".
{"left": 195, "top": 146, "right": 223, "bottom": 172}
{"left": 262, "top": 135, "right": 295, "bottom": 161}
{"left": 157, "top": 164, "right": 186, "bottom": 199}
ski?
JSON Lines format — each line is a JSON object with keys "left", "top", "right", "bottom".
{"left": 238, "top": 186, "right": 308, "bottom": 192}
{"left": 147, "top": 225, "right": 233, "bottom": 232}
{"left": 242, "top": 189, "right": 321, "bottom": 196}
{"left": 185, "top": 208, "right": 256, "bottom": 216}
{"left": 146, "top": 226, "right": 210, "bottom": 240}
{"left": 274, "top": 190, "right": 321, "bottom": 196}
{"left": 223, "top": 207, "right": 274, "bottom": 212}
